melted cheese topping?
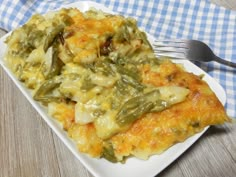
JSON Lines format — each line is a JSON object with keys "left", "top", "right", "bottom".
{"left": 111, "top": 61, "right": 229, "bottom": 159}
{"left": 4, "top": 8, "right": 230, "bottom": 163}
{"left": 66, "top": 12, "right": 124, "bottom": 63}
{"left": 58, "top": 60, "right": 229, "bottom": 161}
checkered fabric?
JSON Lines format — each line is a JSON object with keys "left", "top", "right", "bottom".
{"left": 0, "top": 0, "right": 235, "bottom": 118}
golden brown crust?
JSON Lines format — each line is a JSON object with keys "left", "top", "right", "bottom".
{"left": 109, "top": 61, "right": 229, "bottom": 159}
{"left": 5, "top": 8, "right": 229, "bottom": 162}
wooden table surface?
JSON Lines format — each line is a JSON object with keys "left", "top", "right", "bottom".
{"left": 0, "top": 1, "right": 236, "bottom": 177}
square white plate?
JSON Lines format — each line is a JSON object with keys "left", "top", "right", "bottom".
{"left": 0, "top": 1, "right": 226, "bottom": 177}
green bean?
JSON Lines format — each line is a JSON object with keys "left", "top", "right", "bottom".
{"left": 115, "top": 80, "right": 129, "bottom": 95}
{"left": 6, "top": 23, "right": 45, "bottom": 58}
{"left": 80, "top": 77, "right": 96, "bottom": 91}
{"left": 95, "top": 59, "right": 116, "bottom": 76}
{"left": 12, "top": 42, "right": 34, "bottom": 58}
{"left": 116, "top": 90, "right": 167, "bottom": 126}
{"left": 43, "top": 44, "right": 63, "bottom": 79}
{"left": 90, "top": 58, "right": 116, "bottom": 76}
{"left": 34, "top": 95, "right": 62, "bottom": 103}
{"left": 22, "top": 24, "right": 35, "bottom": 35}
{"left": 115, "top": 57, "right": 126, "bottom": 65}
{"left": 116, "top": 91, "right": 156, "bottom": 125}
{"left": 115, "top": 63, "right": 144, "bottom": 91}
{"left": 113, "top": 23, "right": 130, "bottom": 42}
{"left": 15, "top": 64, "right": 23, "bottom": 81}
{"left": 28, "top": 30, "right": 44, "bottom": 48}
{"left": 121, "top": 75, "right": 144, "bottom": 91}
{"left": 116, "top": 64, "right": 139, "bottom": 80}
{"left": 136, "top": 31, "right": 153, "bottom": 50}
{"left": 116, "top": 86, "right": 190, "bottom": 126}
{"left": 43, "top": 24, "right": 64, "bottom": 52}
{"left": 148, "top": 57, "right": 162, "bottom": 65}
{"left": 33, "top": 78, "right": 62, "bottom": 103}
{"left": 116, "top": 101, "right": 154, "bottom": 126}
{"left": 122, "top": 18, "right": 152, "bottom": 49}
{"left": 151, "top": 100, "right": 169, "bottom": 112}
{"left": 10, "top": 27, "right": 41, "bottom": 57}
{"left": 101, "top": 143, "right": 118, "bottom": 163}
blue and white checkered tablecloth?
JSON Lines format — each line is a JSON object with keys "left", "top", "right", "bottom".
{"left": 0, "top": 0, "right": 235, "bottom": 118}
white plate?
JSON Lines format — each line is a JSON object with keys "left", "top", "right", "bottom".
{"left": 0, "top": 1, "right": 226, "bottom": 177}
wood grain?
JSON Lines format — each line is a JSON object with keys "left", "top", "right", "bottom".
{"left": 1, "top": 1, "right": 236, "bottom": 177}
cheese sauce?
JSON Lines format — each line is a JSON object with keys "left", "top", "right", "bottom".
{"left": 5, "top": 8, "right": 230, "bottom": 163}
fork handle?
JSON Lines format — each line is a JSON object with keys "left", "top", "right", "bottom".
{"left": 214, "top": 56, "right": 236, "bottom": 68}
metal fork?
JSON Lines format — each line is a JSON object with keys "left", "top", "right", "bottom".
{"left": 153, "top": 39, "right": 236, "bottom": 67}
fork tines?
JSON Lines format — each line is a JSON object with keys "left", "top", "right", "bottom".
{"left": 153, "top": 39, "right": 188, "bottom": 59}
